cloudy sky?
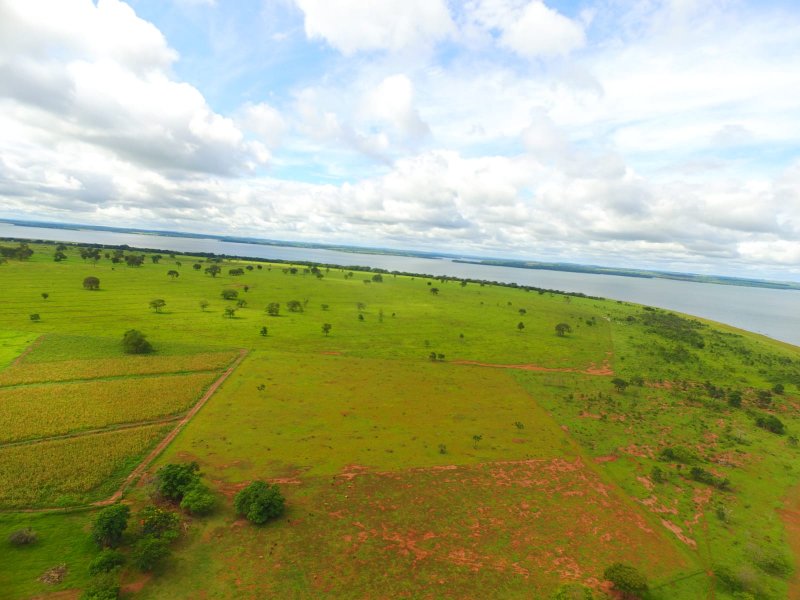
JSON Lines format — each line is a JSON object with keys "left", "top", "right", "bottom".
{"left": 1, "top": 0, "right": 799, "bottom": 279}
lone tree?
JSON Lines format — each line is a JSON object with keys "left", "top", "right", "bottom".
{"left": 472, "top": 434, "right": 483, "bottom": 449}
{"left": 167, "top": 270, "right": 179, "bottom": 280}
{"left": 221, "top": 289, "right": 238, "bottom": 300}
{"left": 92, "top": 504, "right": 130, "bottom": 548}
{"left": 149, "top": 299, "right": 166, "bottom": 313}
{"left": 205, "top": 265, "right": 221, "bottom": 278}
{"left": 234, "top": 481, "right": 285, "bottom": 525}
{"left": 603, "top": 563, "right": 648, "bottom": 599}
{"left": 83, "top": 276, "right": 100, "bottom": 290}
{"left": 286, "top": 300, "right": 303, "bottom": 313}
{"left": 322, "top": 323, "right": 332, "bottom": 336}
{"left": 612, "top": 378, "right": 629, "bottom": 393}
{"left": 29, "top": 313, "right": 40, "bottom": 322}
{"left": 193, "top": 263, "right": 202, "bottom": 270}
{"left": 41, "top": 292, "right": 49, "bottom": 300}
{"left": 266, "top": 302, "right": 280, "bottom": 316}
{"left": 517, "top": 321, "right": 525, "bottom": 332}
{"left": 260, "top": 326, "right": 268, "bottom": 337}
{"left": 224, "top": 307, "right": 236, "bottom": 319}
{"left": 122, "top": 329, "right": 153, "bottom": 354}
{"left": 555, "top": 323, "right": 572, "bottom": 337}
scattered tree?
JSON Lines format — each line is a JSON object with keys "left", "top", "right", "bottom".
{"left": 88, "top": 549, "right": 125, "bottom": 575}
{"left": 199, "top": 300, "right": 209, "bottom": 311}
{"left": 180, "top": 484, "right": 216, "bottom": 516}
{"left": 139, "top": 506, "right": 180, "bottom": 542}
{"left": 517, "top": 321, "right": 525, "bottom": 332}
{"left": 237, "top": 299, "right": 247, "bottom": 308}
{"left": 154, "top": 462, "right": 201, "bottom": 502}
{"left": 286, "top": 300, "right": 303, "bottom": 313}
{"left": 756, "top": 414, "right": 785, "bottom": 435}
{"left": 221, "top": 289, "right": 238, "bottom": 300}
{"left": 80, "top": 570, "right": 120, "bottom": 600}
{"left": 91, "top": 504, "right": 130, "bottom": 548}
{"left": 612, "top": 378, "right": 629, "bottom": 393}
{"left": 131, "top": 535, "right": 170, "bottom": 572}
{"left": 259, "top": 326, "right": 268, "bottom": 337}
{"left": 603, "top": 563, "right": 648, "bottom": 598}
{"left": 193, "top": 263, "right": 202, "bottom": 271}
{"left": 234, "top": 481, "right": 285, "bottom": 525}
{"left": 430, "top": 287, "right": 440, "bottom": 295}
{"left": 41, "top": 292, "right": 49, "bottom": 300}
{"left": 555, "top": 323, "right": 572, "bottom": 337}
{"left": 224, "top": 307, "right": 236, "bottom": 319}
{"left": 205, "top": 265, "right": 221, "bottom": 278}
{"left": 122, "top": 329, "right": 153, "bottom": 354}
{"left": 29, "top": 313, "right": 40, "bottom": 322}
{"left": 322, "top": 323, "right": 332, "bottom": 336}
{"left": 266, "top": 302, "right": 280, "bottom": 316}
{"left": 472, "top": 434, "right": 483, "bottom": 449}
{"left": 83, "top": 276, "right": 100, "bottom": 290}
{"left": 149, "top": 299, "right": 166, "bottom": 313}
{"left": 167, "top": 270, "right": 179, "bottom": 280}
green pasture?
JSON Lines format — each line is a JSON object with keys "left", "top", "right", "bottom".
{"left": 1, "top": 240, "right": 799, "bottom": 599}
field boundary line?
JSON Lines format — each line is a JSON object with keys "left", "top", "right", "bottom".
{"left": 9, "top": 334, "right": 47, "bottom": 367}
{"left": 94, "top": 347, "right": 249, "bottom": 506}
{"left": 0, "top": 367, "right": 224, "bottom": 390}
{"left": 0, "top": 348, "right": 248, "bottom": 515}
{"left": 0, "top": 415, "right": 183, "bottom": 450}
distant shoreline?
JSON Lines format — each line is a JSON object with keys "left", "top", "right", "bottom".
{"left": 2, "top": 217, "right": 798, "bottom": 291}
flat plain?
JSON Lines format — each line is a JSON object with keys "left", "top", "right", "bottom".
{"left": 1, "top": 240, "right": 799, "bottom": 599}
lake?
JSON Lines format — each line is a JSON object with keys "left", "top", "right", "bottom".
{"left": 2, "top": 222, "right": 799, "bottom": 347}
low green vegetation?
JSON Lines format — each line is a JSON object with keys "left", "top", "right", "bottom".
{"left": 0, "top": 240, "right": 798, "bottom": 598}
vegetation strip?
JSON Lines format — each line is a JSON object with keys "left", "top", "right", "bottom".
{"left": 94, "top": 348, "right": 248, "bottom": 507}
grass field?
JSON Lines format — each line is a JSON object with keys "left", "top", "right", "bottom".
{"left": 1, "top": 240, "right": 799, "bottom": 599}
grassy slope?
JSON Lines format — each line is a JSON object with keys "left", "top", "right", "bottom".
{"left": 0, "top": 242, "right": 798, "bottom": 598}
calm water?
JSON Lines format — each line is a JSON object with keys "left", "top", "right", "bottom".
{"left": 2, "top": 222, "right": 799, "bottom": 347}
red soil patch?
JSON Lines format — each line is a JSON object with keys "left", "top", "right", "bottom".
{"left": 779, "top": 485, "right": 800, "bottom": 599}
{"left": 121, "top": 574, "right": 152, "bottom": 594}
{"left": 660, "top": 519, "right": 697, "bottom": 548}
{"left": 452, "top": 356, "right": 614, "bottom": 376}
{"left": 594, "top": 455, "right": 618, "bottom": 463}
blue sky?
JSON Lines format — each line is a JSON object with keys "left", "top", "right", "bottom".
{"left": 1, "top": 0, "right": 799, "bottom": 279}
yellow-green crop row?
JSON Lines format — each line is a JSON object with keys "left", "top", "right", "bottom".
{"left": 0, "top": 423, "right": 169, "bottom": 508}
{"left": 0, "top": 350, "right": 237, "bottom": 386}
{"left": 0, "top": 372, "right": 217, "bottom": 444}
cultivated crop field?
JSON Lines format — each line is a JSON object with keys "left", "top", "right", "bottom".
{"left": 1, "top": 240, "right": 799, "bottom": 599}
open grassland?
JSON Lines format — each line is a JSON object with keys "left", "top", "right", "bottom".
{"left": 1, "top": 240, "right": 800, "bottom": 598}
{"left": 0, "top": 423, "right": 170, "bottom": 508}
{"left": 0, "top": 371, "right": 217, "bottom": 444}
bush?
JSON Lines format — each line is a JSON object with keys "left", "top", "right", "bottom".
{"left": 154, "top": 462, "right": 201, "bottom": 502}
{"left": 234, "top": 481, "right": 285, "bottom": 525}
{"left": 88, "top": 550, "right": 125, "bottom": 575}
{"left": 756, "top": 414, "right": 785, "bottom": 435}
{"left": 180, "top": 484, "right": 216, "bottom": 516}
{"left": 8, "top": 527, "right": 38, "bottom": 546}
{"left": 658, "top": 445, "right": 697, "bottom": 464}
{"left": 122, "top": 329, "right": 152, "bottom": 355}
{"left": 131, "top": 535, "right": 170, "bottom": 572}
{"left": 83, "top": 276, "right": 100, "bottom": 290}
{"left": 92, "top": 504, "right": 130, "bottom": 548}
{"left": 603, "top": 562, "right": 648, "bottom": 597}
{"left": 139, "top": 506, "right": 180, "bottom": 541}
{"left": 221, "top": 289, "right": 238, "bottom": 300}
{"left": 80, "top": 571, "right": 120, "bottom": 600}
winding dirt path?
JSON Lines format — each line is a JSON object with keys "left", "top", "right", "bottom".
{"left": 1, "top": 349, "right": 248, "bottom": 514}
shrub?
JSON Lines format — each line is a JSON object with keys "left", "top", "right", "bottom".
{"left": 234, "top": 481, "right": 285, "bottom": 525}
{"left": 221, "top": 289, "right": 238, "bottom": 300}
{"left": 154, "top": 462, "right": 201, "bottom": 502}
{"left": 122, "top": 329, "right": 153, "bottom": 355}
{"left": 8, "top": 527, "right": 38, "bottom": 546}
{"left": 92, "top": 504, "right": 130, "bottom": 548}
{"left": 756, "top": 414, "right": 785, "bottom": 435}
{"left": 80, "top": 571, "right": 120, "bottom": 600}
{"left": 83, "top": 276, "right": 100, "bottom": 290}
{"left": 88, "top": 550, "right": 125, "bottom": 575}
{"left": 658, "top": 446, "right": 697, "bottom": 464}
{"left": 603, "top": 562, "right": 648, "bottom": 598}
{"left": 131, "top": 535, "right": 170, "bottom": 572}
{"left": 180, "top": 484, "right": 216, "bottom": 516}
